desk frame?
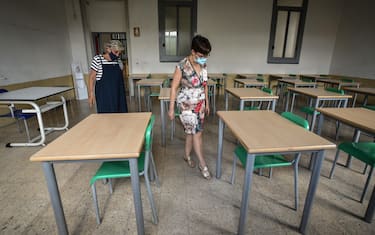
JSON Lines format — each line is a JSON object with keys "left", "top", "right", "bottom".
{"left": 0, "top": 87, "right": 71, "bottom": 147}
{"left": 285, "top": 88, "right": 351, "bottom": 131}
{"left": 225, "top": 88, "right": 278, "bottom": 111}
{"left": 216, "top": 111, "right": 335, "bottom": 234}
{"left": 316, "top": 107, "right": 375, "bottom": 223}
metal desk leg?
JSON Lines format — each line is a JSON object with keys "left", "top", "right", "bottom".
{"left": 345, "top": 129, "right": 361, "bottom": 168}
{"left": 42, "top": 162, "right": 68, "bottom": 235}
{"left": 137, "top": 85, "right": 141, "bottom": 112}
{"left": 364, "top": 185, "right": 375, "bottom": 222}
{"left": 225, "top": 91, "right": 229, "bottom": 111}
{"left": 240, "top": 100, "right": 245, "bottom": 111}
{"left": 310, "top": 99, "right": 320, "bottom": 132}
{"left": 299, "top": 150, "right": 325, "bottom": 233}
{"left": 271, "top": 99, "right": 277, "bottom": 112}
{"left": 160, "top": 100, "right": 166, "bottom": 147}
{"left": 285, "top": 90, "right": 291, "bottom": 112}
{"left": 238, "top": 153, "right": 256, "bottom": 235}
{"left": 216, "top": 119, "right": 224, "bottom": 179}
{"left": 129, "top": 158, "right": 145, "bottom": 235}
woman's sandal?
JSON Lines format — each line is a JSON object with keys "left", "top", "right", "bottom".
{"left": 199, "top": 165, "right": 211, "bottom": 180}
{"left": 183, "top": 156, "right": 196, "bottom": 168}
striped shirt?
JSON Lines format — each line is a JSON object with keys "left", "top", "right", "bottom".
{"left": 90, "top": 55, "right": 123, "bottom": 81}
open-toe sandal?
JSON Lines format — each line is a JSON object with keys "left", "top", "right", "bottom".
{"left": 199, "top": 165, "right": 211, "bottom": 180}
{"left": 183, "top": 156, "right": 196, "bottom": 168}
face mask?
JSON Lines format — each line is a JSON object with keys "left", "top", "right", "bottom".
{"left": 109, "top": 52, "right": 118, "bottom": 61}
{"left": 195, "top": 57, "right": 207, "bottom": 65}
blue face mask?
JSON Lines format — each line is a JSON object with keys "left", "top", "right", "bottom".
{"left": 109, "top": 52, "right": 119, "bottom": 61}
{"left": 195, "top": 57, "right": 207, "bottom": 65}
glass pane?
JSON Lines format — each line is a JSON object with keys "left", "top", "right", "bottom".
{"left": 165, "top": 7, "right": 177, "bottom": 56}
{"left": 178, "top": 7, "right": 191, "bottom": 56}
{"left": 273, "top": 11, "right": 287, "bottom": 58}
{"left": 285, "top": 12, "right": 300, "bottom": 58}
{"left": 277, "top": 0, "right": 302, "bottom": 7}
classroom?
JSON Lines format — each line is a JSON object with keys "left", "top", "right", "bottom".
{"left": 0, "top": 0, "right": 374, "bottom": 234}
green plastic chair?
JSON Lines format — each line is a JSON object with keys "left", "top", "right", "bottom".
{"left": 90, "top": 115, "right": 159, "bottom": 224}
{"left": 300, "top": 75, "right": 314, "bottom": 83}
{"left": 146, "top": 78, "right": 170, "bottom": 111}
{"left": 230, "top": 112, "right": 309, "bottom": 210}
{"left": 363, "top": 105, "right": 375, "bottom": 111}
{"left": 340, "top": 78, "right": 354, "bottom": 83}
{"left": 329, "top": 142, "right": 375, "bottom": 203}
{"left": 243, "top": 87, "right": 273, "bottom": 111}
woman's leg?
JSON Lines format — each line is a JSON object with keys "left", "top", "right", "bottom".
{"left": 192, "top": 131, "right": 207, "bottom": 167}
{"left": 185, "top": 134, "right": 193, "bottom": 158}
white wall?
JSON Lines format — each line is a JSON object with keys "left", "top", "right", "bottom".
{"left": 0, "top": 0, "right": 72, "bottom": 85}
{"left": 128, "top": 0, "right": 342, "bottom": 75}
{"left": 85, "top": 0, "right": 127, "bottom": 32}
{"left": 329, "top": 0, "right": 375, "bottom": 79}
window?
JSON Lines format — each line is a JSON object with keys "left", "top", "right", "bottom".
{"left": 267, "top": 0, "right": 308, "bottom": 64}
{"left": 158, "top": 0, "right": 197, "bottom": 62}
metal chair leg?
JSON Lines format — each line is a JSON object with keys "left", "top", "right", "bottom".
{"left": 329, "top": 149, "right": 341, "bottom": 179}
{"left": 360, "top": 167, "right": 374, "bottom": 203}
{"left": 231, "top": 154, "right": 237, "bottom": 185}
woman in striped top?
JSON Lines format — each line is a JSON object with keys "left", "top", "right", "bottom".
{"left": 88, "top": 40, "right": 128, "bottom": 113}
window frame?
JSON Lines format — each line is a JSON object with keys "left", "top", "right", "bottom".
{"left": 158, "top": 0, "right": 197, "bottom": 62}
{"left": 267, "top": 0, "right": 308, "bottom": 64}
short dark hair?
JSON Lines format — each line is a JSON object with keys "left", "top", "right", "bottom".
{"left": 191, "top": 35, "right": 211, "bottom": 56}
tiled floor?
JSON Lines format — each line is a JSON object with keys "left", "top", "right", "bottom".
{"left": 0, "top": 93, "right": 374, "bottom": 234}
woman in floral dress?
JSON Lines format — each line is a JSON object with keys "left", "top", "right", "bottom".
{"left": 168, "top": 35, "right": 212, "bottom": 179}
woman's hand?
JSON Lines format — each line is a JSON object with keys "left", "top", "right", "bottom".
{"left": 205, "top": 104, "right": 210, "bottom": 116}
{"left": 88, "top": 94, "right": 95, "bottom": 108}
{"left": 168, "top": 109, "right": 175, "bottom": 120}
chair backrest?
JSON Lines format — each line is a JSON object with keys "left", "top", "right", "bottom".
{"left": 300, "top": 75, "right": 314, "bottom": 83}
{"left": 325, "top": 87, "right": 344, "bottom": 94}
{"left": 144, "top": 114, "right": 155, "bottom": 151}
{"left": 162, "top": 78, "right": 170, "bottom": 88}
{"left": 256, "top": 78, "right": 265, "bottom": 82}
{"left": 261, "top": 87, "right": 273, "bottom": 95}
{"left": 281, "top": 112, "right": 309, "bottom": 130}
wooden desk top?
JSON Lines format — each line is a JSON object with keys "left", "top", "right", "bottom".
{"left": 316, "top": 107, "right": 375, "bottom": 135}
{"left": 288, "top": 87, "right": 352, "bottom": 99}
{"left": 136, "top": 79, "right": 165, "bottom": 86}
{"left": 30, "top": 113, "right": 152, "bottom": 162}
{"left": 343, "top": 87, "right": 375, "bottom": 95}
{"left": 315, "top": 78, "right": 360, "bottom": 86}
{"left": 0, "top": 87, "right": 73, "bottom": 101}
{"left": 217, "top": 110, "right": 335, "bottom": 154}
{"left": 278, "top": 78, "right": 316, "bottom": 86}
{"left": 226, "top": 88, "right": 279, "bottom": 100}
{"left": 208, "top": 79, "right": 217, "bottom": 86}
{"left": 234, "top": 78, "right": 265, "bottom": 86}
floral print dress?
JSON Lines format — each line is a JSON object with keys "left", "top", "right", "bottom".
{"left": 176, "top": 57, "right": 208, "bottom": 134}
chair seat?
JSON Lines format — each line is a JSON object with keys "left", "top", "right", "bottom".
{"left": 338, "top": 142, "right": 375, "bottom": 166}
{"left": 234, "top": 145, "right": 292, "bottom": 169}
{"left": 90, "top": 153, "right": 145, "bottom": 185}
